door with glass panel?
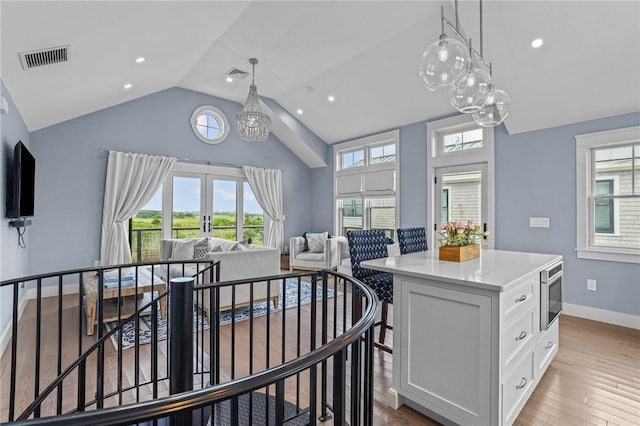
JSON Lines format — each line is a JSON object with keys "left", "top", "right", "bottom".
{"left": 434, "top": 163, "right": 489, "bottom": 247}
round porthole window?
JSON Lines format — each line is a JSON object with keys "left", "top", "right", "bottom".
{"left": 190, "top": 106, "right": 230, "bottom": 144}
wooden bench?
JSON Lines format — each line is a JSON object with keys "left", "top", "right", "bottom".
{"left": 82, "top": 268, "right": 167, "bottom": 336}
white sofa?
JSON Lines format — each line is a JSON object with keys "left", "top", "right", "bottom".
{"left": 159, "top": 237, "right": 280, "bottom": 317}
{"left": 288, "top": 235, "right": 346, "bottom": 272}
{"left": 336, "top": 239, "right": 400, "bottom": 276}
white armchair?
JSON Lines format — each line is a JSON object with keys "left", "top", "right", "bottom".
{"left": 289, "top": 235, "right": 346, "bottom": 272}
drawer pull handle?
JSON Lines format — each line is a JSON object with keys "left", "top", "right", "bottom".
{"left": 516, "top": 377, "right": 527, "bottom": 390}
{"left": 545, "top": 341, "right": 554, "bottom": 349}
{"left": 516, "top": 331, "right": 527, "bottom": 341}
{"left": 515, "top": 295, "right": 527, "bottom": 303}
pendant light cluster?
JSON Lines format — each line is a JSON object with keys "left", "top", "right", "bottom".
{"left": 234, "top": 58, "right": 272, "bottom": 142}
{"left": 419, "top": 1, "right": 510, "bottom": 127}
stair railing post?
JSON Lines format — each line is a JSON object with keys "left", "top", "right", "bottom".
{"left": 170, "top": 277, "right": 194, "bottom": 426}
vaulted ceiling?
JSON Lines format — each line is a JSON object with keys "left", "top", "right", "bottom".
{"left": 2, "top": 1, "right": 639, "bottom": 146}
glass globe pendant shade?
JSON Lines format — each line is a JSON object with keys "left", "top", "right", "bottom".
{"left": 449, "top": 65, "right": 492, "bottom": 113}
{"left": 419, "top": 34, "right": 470, "bottom": 91}
{"left": 472, "top": 89, "right": 511, "bottom": 127}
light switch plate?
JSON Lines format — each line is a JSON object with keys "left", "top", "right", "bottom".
{"left": 529, "top": 217, "right": 550, "bottom": 228}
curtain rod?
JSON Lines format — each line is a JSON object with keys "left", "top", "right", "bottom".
{"left": 97, "top": 148, "right": 282, "bottom": 172}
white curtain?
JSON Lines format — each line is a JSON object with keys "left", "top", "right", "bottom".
{"left": 100, "top": 151, "right": 176, "bottom": 265}
{"left": 243, "top": 166, "right": 284, "bottom": 251}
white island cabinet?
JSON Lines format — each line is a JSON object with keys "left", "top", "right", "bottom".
{"left": 361, "top": 249, "right": 562, "bottom": 426}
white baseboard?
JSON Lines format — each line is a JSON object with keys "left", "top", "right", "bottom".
{"left": 0, "top": 293, "right": 29, "bottom": 357}
{"left": 562, "top": 303, "right": 640, "bottom": 330}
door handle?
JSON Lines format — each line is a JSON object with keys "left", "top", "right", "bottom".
{"left": 202, "top": 216, "right": 206, "bottom": 232}
{"left": 515, "top": 331, "right": 527, "bottom": 341}
{"left": 208, "top": 222, "right": 212, "bottom": 233}
{"left": 483, "top": 223, "right": 488, "bottom": 240}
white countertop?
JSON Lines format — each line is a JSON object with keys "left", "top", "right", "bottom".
{"left": 360, "top": 249, "right": 562, "bottom": 291}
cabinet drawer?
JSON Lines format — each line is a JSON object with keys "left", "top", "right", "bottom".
{"left": 535, "top": 318, "right": 559, "bottom": 377}
{"left": 503, "top": 309, "right": 534, "bottom": 372}
{"left": 503, "top": 352, "right": 534, "bottom": 425}
{"left": 502, "top": 275, "right": 536, "bottom": 322}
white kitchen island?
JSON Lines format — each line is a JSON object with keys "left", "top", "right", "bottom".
{"left": 361, "top": 249, "right": 562, "bottom": 426}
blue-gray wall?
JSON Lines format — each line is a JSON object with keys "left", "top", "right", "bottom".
{"left": 494, "top": 112, "right": 640, "bottom": 317}
{"left": 29, "top": 87, "right": 314, "bottom": 274}
{"left": 1, "top": 80, "right": 31, "bottom": 333}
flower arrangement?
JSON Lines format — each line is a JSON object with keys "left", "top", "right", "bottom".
{"left": 438, "top": 221, "right": 487, "bottom": 247}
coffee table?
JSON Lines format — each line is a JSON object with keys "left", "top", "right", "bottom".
{"left": 82, "top": 268, "right": 167, "bottom": 336}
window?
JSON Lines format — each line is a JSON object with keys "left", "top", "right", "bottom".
{"left": 190, "top": 106, "right": 230, "bottom": 144}
{"left": 427, "top": 114, "right": 495, "bottom": 249}
{"left": 594, "top": 180, "right": 614, "bottom": 234}
{"left": 334, "top": 130, "right": 399, "bottom": 238}
{"left": 129, "top": 163, "right": 265, "bottom": 262}
{"left": 370, "top": 143, "right": 396, "bottom": 164}
{"left": 575, "top": 126, "right": 640, "bottom": 263}
{"left": 337, "top": 198, "right": 363, "bottom": 235}
{"left": 442, "top": 128, "right": 483, "bottom": 153}
{"left": 441, "top": 188, "right": 449, "bottom": 223}
{"left": 243, "top": 182, "right": 264, "bottom": 245}
{"left": 341, "top": 149, "right": 364, "bottom": 169}
{"left": 130, "top": 186, "right": 163, "bottom": 262}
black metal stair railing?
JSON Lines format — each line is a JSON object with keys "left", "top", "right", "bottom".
{"left": 1, "top": 264, "right": 378, "bottom": 425}
{"left": 0, "top": 260, "right": 218, "bottom": 423}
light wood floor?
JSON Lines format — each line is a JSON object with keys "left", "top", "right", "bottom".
{"left": 1, "top": 293, "right": 639, "bottom": 425}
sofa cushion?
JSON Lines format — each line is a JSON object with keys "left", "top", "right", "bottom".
{"left": 203, "top": 246, "right": 223, "bottom": 260}
{"left": 209, "top": 237, "right": 238, "bottom": 252}
{"left": 171, "top": 239, "right": 196, "bottom": 260}
{"left": 306, "top": 232, "right": 328, "bottom": 253}
{"left": 296, "top": 252, "right": 325, "bottom": 261}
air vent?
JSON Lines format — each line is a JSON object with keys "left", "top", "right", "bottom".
{"left": 226, "top": 67, "right": 249, "bottom": 79}
{"left": 19, "top": 45, "right": 70, "bottom": 70}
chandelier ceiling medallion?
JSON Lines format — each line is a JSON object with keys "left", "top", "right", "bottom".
{"left": 234, "top": 58, "right": 272, "bottom": 142}
{"left": 419, "top": 0, "right": 511, "bottom": 127}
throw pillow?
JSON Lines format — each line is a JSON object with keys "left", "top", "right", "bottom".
{"left": 209, "top": 238, "right": 238, "bottom": 252}
{"left": 193, "top": 239, "right": 210, "bottom": 259}
{"left": 303, "top": 231, "right": 332, "bottom": 251}
{"left": 203, "top": 246, "right": 223, "bottom": 260}
{"left": 171, "top": 239, "right": 195, "bottom": 260}
{"left": 306, "top": 232, "right": 328, "bottom": 253}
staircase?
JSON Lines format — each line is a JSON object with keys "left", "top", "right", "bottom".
{"left": 0, "top": 262, "right": 377, "bottom": 425}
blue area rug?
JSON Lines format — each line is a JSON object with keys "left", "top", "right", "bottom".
{"left": 105, "top": 278, "right": 336, "bottom": 350}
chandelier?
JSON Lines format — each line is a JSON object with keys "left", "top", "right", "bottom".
{"left": 234, "top": 58, "right": 272, "bottom": 142}
{"left": 419, "top": 0, "right": 511, "bottom": 127}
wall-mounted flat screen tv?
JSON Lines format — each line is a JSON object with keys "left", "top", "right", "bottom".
{"left": 6, "top": 141, "right": 35, "bottom": 218}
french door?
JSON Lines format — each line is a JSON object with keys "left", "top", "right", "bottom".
{"left": 434, "top": 163, "right": 490, "bottom": 248}
{"left": 164, "top": 173, "right": 240, "bottom": 240}
{"left": 161, "top": 164, "right": 264, "bottom": 243}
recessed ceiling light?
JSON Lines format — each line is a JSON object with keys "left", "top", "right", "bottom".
{"left": 123, "top": 83, "right": 133, "bottom": 90}
{"left": 327, "top": 95, "right": 335, "bottom": 102}
{"left": 135, "top": 57, "right": 145, "bottom": 64}
{"left": 531, "top": 38, "right": 543, "bottom": 48}
{"left": 296, "top": 109, "right": 304, "bottom": 115}
{"left": 225, "top": 77, "right": 233, "bottom": 83}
